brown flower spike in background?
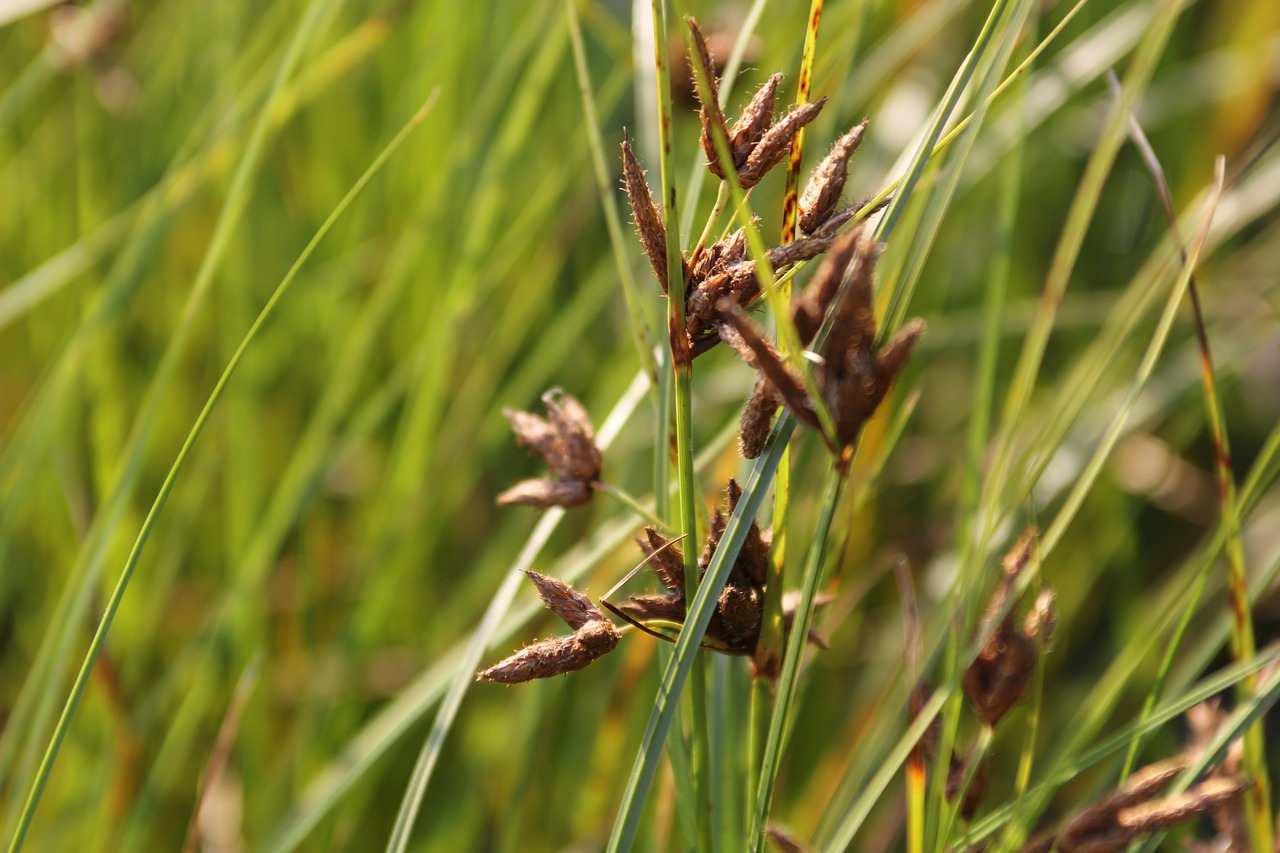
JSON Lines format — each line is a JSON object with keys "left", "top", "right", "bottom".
{"left": 1018, "top": 755, "right": 1249, "bottom": 853}
{"left": 496, "top": 388, "right": 601, "bottom": 509}
{"left": 964, "top": 529, "right": 1055, "bottom": 727}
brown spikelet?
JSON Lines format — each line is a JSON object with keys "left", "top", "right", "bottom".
{"left": 616, "top": 479, "right": 783, "bottom": 659}
{"left": 798, "top": 119, "right": 868, "bottom": 235}
{"left": 1022, "top": 754, "right": 1250, "bottom": 853}
{"left": 476, "top": 622, "right": 619, "bottom": 683}
{"left": 728, "top": 73, "right": 782, "bottom": 170}
{"left": 715, "top": 300, "right": 820, "bottom": 432}
{"left": 687, "top": 18, "right": 729, "bottom": 177}
{"left": 614, "top": 593, "right": 687, "bottom": 626}
{"left": 737, "top": 97, "right": 826, "bottom": 189}
{"left": 764, "top": 233, "right": 836, "bottom": 270}
{"left": 1116, "top": 777, "right": 1250, "bottom": 834}
{"left": 498, "top": 389, "right": 601, "bottom": 509}
{"left": 792, "top": 226, "right": 864, "bottom": 344}
{"left": 621, "top": 137, "right": 673, "bottom": 292}
{"left": 522, "top": 569, "right": 602, "bottom": 631}
{"left": 496, "top": 478, "right": 592, "bottom": 509}
{"left": 716, "top": 225, "right": 924, "bottom": 463}
{"left": 639, "top": 526, "right": 685, "bottom": 592}
{"left": 739, "top": 379, "right": 779, "bottom": 458}
{"left": 964, "top": 529, "right": 1053, "bottom": 726}
{"left": 477, "top": 571, "right": 619, "bottom": 684}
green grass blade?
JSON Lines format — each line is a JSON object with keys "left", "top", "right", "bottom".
{"left": 606, "top": 416, "right": 796, "bottom": 853}
{"left": 3, "top": 80, "right": 433, "bottom": 853}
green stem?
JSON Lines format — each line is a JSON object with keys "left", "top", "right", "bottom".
{"left": 751, "top": 466, "right": 845, "bottom": 852}
{"left": 648, "top": 3, "right": 711, "bottom": 848}
{"left": 607, "top": 417, "right": 796, "bottom": 853}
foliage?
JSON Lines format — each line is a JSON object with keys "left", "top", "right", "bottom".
{"left": 1, "top": 0, "right": 1278, "bottom": 850}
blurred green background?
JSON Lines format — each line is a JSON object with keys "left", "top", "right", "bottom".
{"left": 1, "top": 0, "right": 1278, "bottom": 849}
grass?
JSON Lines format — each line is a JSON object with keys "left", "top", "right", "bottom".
{"left": 1, "top": 0, "right": 1279, "bottom": 850}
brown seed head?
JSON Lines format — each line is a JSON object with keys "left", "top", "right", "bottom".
{"left": 496, "top": 478, "right": 593, "bottom": 509}
{"left": 622, "top": 480, "right": 776, "bottom": 657}
{"left": 639, "top": 526, "right": 686, "bottom": 592}
{"left": 765, "top": 233, "right": 837, "bottom": 271}
{"left": 1024, "top": 755, "right": 1249, "bottom": 853}
{"left": 727, "top": 73, "right": 782, "bottom": 173}
{"left": 716, "top": 226, "right": 924, "bottom": 463}
{"left": 477, "top": 571, "right": 619, "bottom": 684}
{"left": 964, "top": 529, "right": 1054, "bottom": 726}
{"left": 476, "top": 625, "right": 619, "bottom": 683}
{"left": 799, "top": 119, "right": 868, "bottom": 235}
{"left": 497, "top": 389, "right": 601, "bottom": 509}
{"left": 687, "top": 18, "right": 730, "bottom": 178}
{"left": 739, "top": 379, "right": 780, "bottom": 459}
{"left": 522, "top": 569, "right": 604, "bottom": 631}
{"left": 737, "top": 97, "right": 827, "bottom": 189}
{"left": 621, "top": 137, "right": 676, "bottom": 292}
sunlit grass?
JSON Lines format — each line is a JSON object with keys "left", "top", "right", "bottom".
{"left": 1, "top": 0, "right": 1277, "bottom": 850}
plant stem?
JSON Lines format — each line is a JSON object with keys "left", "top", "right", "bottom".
{"left": 751, "top": 466, "right": 845, "bottom": 852}
{"left": 649, "top": 3, "right": 713, "bottom": 848}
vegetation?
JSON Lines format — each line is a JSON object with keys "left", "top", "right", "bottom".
{"left": 1, "top": 0, "right": 1278, "bottom": 850}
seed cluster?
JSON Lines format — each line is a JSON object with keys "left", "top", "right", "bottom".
{"left": 622, "top": 17, "right": 892, "bottom": 367}
{"left": 913, "top": 530, "right": 1055, "bottom": 821}
{"left": 717, "top": 225, "right": 923, "bottom": 464}
{"left": 1018, "top": 756, "right": 1248, "bottom": 853}
{"left": 476, "top": 571, "right": 619, "bottom": 683}
{"left": 606, "top": 479, "right": 825, "bottom": 664}
{"left": 496, "top": 388, "right": 602, "bottom": 509}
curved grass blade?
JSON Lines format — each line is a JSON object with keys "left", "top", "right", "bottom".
{"left": 606, "top": 416, "right": 796, "bottom": 853}
{"left": 4, "top": 84, "right": 437, "bottom": 853}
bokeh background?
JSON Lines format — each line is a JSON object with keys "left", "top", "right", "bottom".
{"left": 1, "top": 0, "right": 1279, "bottom": 849}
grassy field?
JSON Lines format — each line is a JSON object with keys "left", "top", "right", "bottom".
{"left": 2, "top": 0, "right": 1279, "bottom": 850}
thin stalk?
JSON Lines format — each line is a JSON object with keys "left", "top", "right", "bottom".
{"left": 779, "top": 0, "right": 824, "bottom": 246}
{"left": 751, "top": 466, "right": 845, "bottom": 853}
{"left": 564, "top": 0, "right": 659, "bottom": 387}
{"left": 593, "top": 480, "right": 671, "bottom": 532}
{"left": 1126, "top": 73, "right": 1264, "bottom": 845}
{"left": 651, "top": 4, "right": 713, "bottom": 849}
{"left": 1110, "top": 72, "right": 1271, "bottom": 844}
{"left": 753, "top": 0, "right": 824, "bottom": 821}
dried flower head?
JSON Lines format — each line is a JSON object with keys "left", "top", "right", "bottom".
{"left": 1019, "top": 755, "right": 1250, "bottom": 853}
{"left": 798, "top": 120, "right": 868, "bottom": 236}
{"left": 477, "top": 571, "right": 620, "bottom": 684}
{"left": 606, "top": 480, "right": 827, "bottom": 673}
{"left": 715, "top": 225, "right": 925, "bottom": 466}
{"left": 621, "top": 136, "right": 681, "bottom": 294}
{"left": 687, "top": 19, "right": 826, "bottom": 191}
{"left": 621, "top": 19, "right": 883, "bottom": 362}
{"left": 497, "top": 389, "right": 602, "bottom": 509}
{"left": 964, "top": 529, "right": 1055, "bottom": 726}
